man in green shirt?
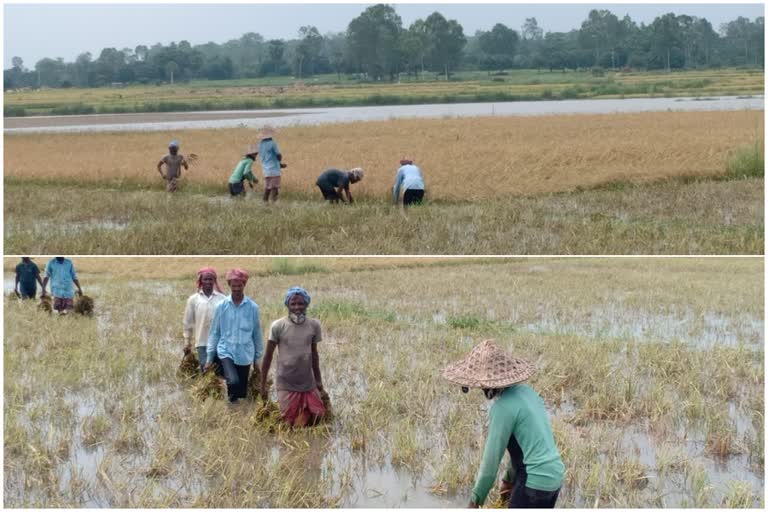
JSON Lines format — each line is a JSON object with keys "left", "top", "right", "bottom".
{"left": 14, "top": 257, "right": 44, "bottom": 299}
{"left": 228, "top": 146, "right": 259, "bottom": 197}
{"left": 443, "top": 339, "right": 565, "bottom": 508}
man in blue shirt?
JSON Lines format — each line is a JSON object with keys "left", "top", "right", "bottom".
{"left": 42, "top": 257, "right": 83, "bottom": 314}
{"left": 392, "top": 157, "right": 426, "bottom": 207}
{"left": 258, "top": 126, "right": 287, "bottom": 203}
{"left": 14, "top": 257, "right": 44, "bottom": 300}
{"left": 205, "top": 268, "right": 263, "bottom": 403}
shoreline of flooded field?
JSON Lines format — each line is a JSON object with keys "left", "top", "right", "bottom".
{"left": 4, "top": 95, "right": 763, "bottom": 133}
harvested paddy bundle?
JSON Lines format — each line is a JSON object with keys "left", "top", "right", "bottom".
{"left": 74, "top": 295, "right": 94, "bottom": 316}
{"left": 190, "top": 370, "right": 226, "bottom": 401}
{"left": 38, "top": 295, "right": 53, "bottom": 313}
{"left": 250, "top": 400, "right": 283, "bottom": 432}
{"left": 246, "top": 365, "right": 273, "bottom": 400}
{"left": 177, "top": 350, "right": 200, "bottom": 378}
{"left": 319, "top": 389, "right": 333, "bottom": 422}
{"left": 6, "top": 290, "right": 20, "bottom": 301}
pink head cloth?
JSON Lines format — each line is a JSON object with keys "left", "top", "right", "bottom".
{"left": 196, "top": 267, "right": 223, "bottom": 293}
{"left": 225, "top": 268, "right": 249, "bottom": 284}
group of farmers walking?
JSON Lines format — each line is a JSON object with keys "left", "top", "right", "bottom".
{"left": 14, "top": 257, "right": 83, "bottom": 314}
{"left": 182, "top": 266, "right": 564, "bottom": 507}
{"left": 183, "top": 267, "right": 326, "bottom": 427}
{"left": 156, "top": 126, "right": 426, "bottom": 206}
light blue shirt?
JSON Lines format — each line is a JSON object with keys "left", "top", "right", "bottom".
{"left": 207, "top": 295, "right": 263, "bottom": 366}
{"left": 259, "top": 138, "right": 282, "bottom": 177}
{"left": 44, "top": 258, "right": 78, "bottom": 298}
{"left": 392, "top": 164, "right": 425, "bottom": 202}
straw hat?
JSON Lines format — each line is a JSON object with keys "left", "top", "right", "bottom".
{"left": 350, "top": 167, "right": 364, "bottom": 180}
{"left": 257, "top": 126, "right": 276, "bottom": 139}
{"left": 442, "top": 339, "right": 536, "bottom": 389}
{"left": 245, "top": 144, "right": 259, "bottom": 156}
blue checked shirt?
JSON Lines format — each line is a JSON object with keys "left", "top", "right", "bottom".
{"left": 258, "top": 138, "right": 282, "bottom": 177}
{"left": 44, "top": 258, "right": 78, "bottom": 298}
{"left": 207, "top": 295, "right": 263, "bottom": 366}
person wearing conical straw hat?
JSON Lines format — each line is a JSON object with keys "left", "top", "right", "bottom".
{"left": 157, "top": 140, "right": 188, "bottom": 193}
{"left": 257, "top": 126, "right": 287, "bottom": 203}
{"left": 261, "top": 286, "right": 326, "bottom": 427}
{"left": 228, "top": 145, "right": 260, "bottom": 197}
{"left": 315, "top": 167, "right": 364, "bottom": 204}
{"left": 183, "top": 267, "right": 226, "bottom": 372}
{"left": 443, "top": 340, "right": 564, "bottom": 508}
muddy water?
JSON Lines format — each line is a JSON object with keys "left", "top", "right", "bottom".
{"left": 4, "top": 96, "right": 763, "bottom": 134}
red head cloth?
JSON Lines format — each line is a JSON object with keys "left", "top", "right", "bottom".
{"left": 196, "top": 267, "right": 223, "bottom": 293}
{"left": 225, "top": 268, "right": 249, "bottom": 284}
{"left": 400, "top": 157, "right": 413, "bottom": 165}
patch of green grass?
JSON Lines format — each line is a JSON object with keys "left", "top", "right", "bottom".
{"left": 268, "top": 258, "right": 328, "bottom": 276}
{"left": 726, "top": 140, "right": 764, "bottom": 179}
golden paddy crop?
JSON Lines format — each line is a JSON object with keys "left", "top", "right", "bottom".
{"left": 4, "top": 111, "right": 762, "bottom": 200}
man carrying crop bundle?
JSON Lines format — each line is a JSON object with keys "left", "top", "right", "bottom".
{"left": 183, "top": 267, "right": 226, "bottom": 372}
{"left": 14, "top": 257, "right": 44, "bottom": 300}
{"left": 42, "top": 257, "right": 83, "bottom": 315}
{"left": 443, "top": 340, "right": 564, "bottom": 508}
{"left": 261, "top": 287, "right": 326, "bottom": 427}
{"left": 157, "top": 140, "right": 188, "bottom": 192}
{"left": 315, "top": 168, "right": 364, "bottom": 204}
{"left": 205, "top": 269, "right": 263, "bottom": 403}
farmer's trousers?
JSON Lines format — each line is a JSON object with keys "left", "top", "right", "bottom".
{"left": 220, "top": 357, "right": 250, "bottom": 402}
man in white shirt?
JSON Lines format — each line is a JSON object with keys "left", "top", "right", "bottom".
{"left": 183, "top": 267, "right": 226, "bottom": 372}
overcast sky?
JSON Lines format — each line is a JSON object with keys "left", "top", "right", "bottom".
{"left": 4, "top": 2, "right": 764, "bottom": 68}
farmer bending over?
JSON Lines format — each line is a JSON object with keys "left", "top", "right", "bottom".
{"left": 157, "top": 140, "right": 188, "bottom": 193}
{"left": 42, "top": 257, "right": 83, "bottom": 315}
{"left": 228, "top": 145, "right": 259, "bottom": 197}
{"left": 443, "top": 340, "right": 564, "bottom": 508}
{"left": 205, "top": 269, "right": 263, "bottom": 403}
{"left": 183, "top": 267, "right": 226, "bottom": 372}
{"left": 392, "top": 157, "right": 426, "bottom": 207}
{"left": 315, "top": 168, "right": 364, "bottom": 204}
{"left": 261, "top": 287, "right": 325, "bottom": 427}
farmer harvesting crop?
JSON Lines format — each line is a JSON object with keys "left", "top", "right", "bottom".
{"left": 14, "top": 257, "right": 44, "bottom": 300}
{"left": 157, "top": 140, "right": 188, "bottom": 192}
{"left": 257, "top": 126, "right": 287, "bottom": 203}
{"left": 205, "top": 268, "right": 263, "bottom": 403}
{"left": 443, "top": 340, "right": 564, "bottom": 508}
{"left": 315, "top": 168, "right": 364, "bottom": 204}
{"left": 392, "top": 157, "right": 426, "bottom": 206}
{"left": 228, "top": 145, "right": 259, "bottom": 197}
{"left": 42, "top": 257, "right": 83, "bottom": 315}
{"left": 261, "top": 287, "right": 325, "bottom": 427}
{"left": 183, "top": 267, "right": 226, "bottom": 372}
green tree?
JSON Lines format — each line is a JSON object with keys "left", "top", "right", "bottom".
{"left": 650, "top": 13, "right": 682, "bottom": 71}
{"left": 295, "top": 25, "right": 323, "bottom": 78}
{"left": 477, "top": 23, "right": 518, "bottom": 71}
{"left": 165, "top": 60, "right": 178, "bottom": 83}
{"left": 346, "top": 4, "right": 403, "bottom": 80}
{"left": 424, "top": 11, "right": 466, "bottom": 79}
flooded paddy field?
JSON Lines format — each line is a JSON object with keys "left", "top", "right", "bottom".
{"left": 3, "top": 258, "right": 763, "bottom": 507}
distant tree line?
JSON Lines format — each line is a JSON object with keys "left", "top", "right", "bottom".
{"left": 4, "top": 5, "right": 764, "bottom": 90}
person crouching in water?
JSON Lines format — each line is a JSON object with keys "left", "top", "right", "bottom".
{"left": 261, "top": 287, "right": 325, "bottom": 426}
{"left": 442, "top": 339, "right": 564, "bottom": 508}
{"left": 315, "top": 168, "right": 364, "bottom": 204}
{"left": 392, "top": 157, "right": 425, "bottom": 207}
{"left": 205, "top": 269, "right": 263, "bottom": 403}
{"left": 228, "top": 146, "right": 259, "bottom": 197}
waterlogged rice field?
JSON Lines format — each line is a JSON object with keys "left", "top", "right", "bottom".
{"left": 4, "top": 258, "right": 763, "bottom": 507}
